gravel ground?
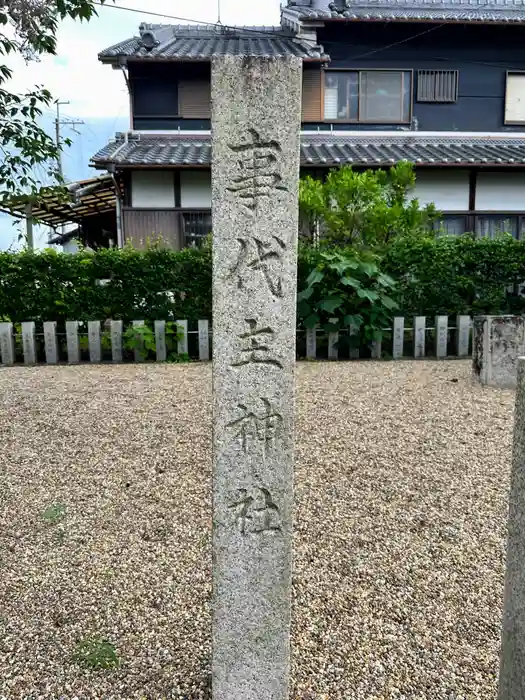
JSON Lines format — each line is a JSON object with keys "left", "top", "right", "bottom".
{"left": 0, "top": 360, "right": 511, "bottom": 699}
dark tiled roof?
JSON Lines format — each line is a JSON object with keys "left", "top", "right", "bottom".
{"left": 99, "top": 24, "right": 327, "bottom": 62}
{"left": 282, "top": 0, "right": 525, "bottom": 24}
{"left": 92, "top": 135, "right": 212, "bottom": 167}
{"left": 301, "top": 135, "right": 525, "bottom": 165}
{"left": 92, "top": 133, "right": 525, "bottom": 168}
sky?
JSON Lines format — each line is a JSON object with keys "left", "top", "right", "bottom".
{"left": 1, "top": 0, "right": 282, "bottom": 249}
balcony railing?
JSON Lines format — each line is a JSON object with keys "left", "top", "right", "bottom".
{"left": 122, "top": 208, "right": 211, "bottom": 250}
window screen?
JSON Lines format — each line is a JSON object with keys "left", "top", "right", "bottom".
{"left": 417, "top": 70, "right": 458, "bottom": 103}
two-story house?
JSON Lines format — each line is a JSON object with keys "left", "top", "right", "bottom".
{"left": 92, "top": 0, "right": 525, "bottom": 246}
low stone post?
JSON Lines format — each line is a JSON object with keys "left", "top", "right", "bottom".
{"left": 499, "top": 356, "right": 525, "bottom": 698}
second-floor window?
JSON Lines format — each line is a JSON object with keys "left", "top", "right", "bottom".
{"left": 323, "top": 70, "right": 412, "bottom": 123}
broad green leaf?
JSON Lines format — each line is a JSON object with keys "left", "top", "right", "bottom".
{"left": 318, "top": 297, "right": 343, "bottom": 313}
{"left": 344, "top": 314, "right": 363, "bottom": 328}
{"left": 297, "top": 287, "right": 314, "bottom": 302}
{"left": 304, "top": 313, "right": 320, "bottom": 328}
{"left": 340, "top": 276, "right": 361, "bottom": 289}
{"left": 357, "top": 289, "right": 379, "bottom": 302}
{"left": 381, "top": 295, "right": 399, "bottom": 310}
{"left": 305, "top": 268, "right": 324, "bottom": 286}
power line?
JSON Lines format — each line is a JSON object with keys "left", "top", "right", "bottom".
{"left": 90, "top": 0, "right": 525, "bottom": 72}
{"left": 91, "top": 1, "right": 285, "bottom": 37}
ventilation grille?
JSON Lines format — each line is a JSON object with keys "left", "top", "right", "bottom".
{"left": 417, "top": 70, "right": 458, "bottom": 103}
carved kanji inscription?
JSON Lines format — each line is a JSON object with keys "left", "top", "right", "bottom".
{"left": 227, "top": 128, "right": 288, "bottom": 212}
{"left": 229, "top": 487, "right": 282, "bottom": 535}
{"left": 231, "top": 318, "right": 283, "bottom": 369}
{"left": 229, "top": 235, "right": 286, "bottom": 298}
{"left": 226, "top": 398, "right": 283, "bottom": 455}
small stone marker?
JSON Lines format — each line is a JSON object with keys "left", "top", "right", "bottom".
{"left": 88, "top": 321, "right": 101, "bottom": 363}
{"left": 0, "top": 322, "right": 15, "bottom": 365}
{"left": 154, "top": 320, "right": 167, "bottom": 362}
{"left": 211, "top": 55, "right": 302, "bottom": 700}
{"left": 328, "top": 329, "right": 339, "bottom": 360}
{"left": 413, "top": 316, "right": 426, "bottom": 358}
{"left": 392, "top": 317, "right": 404, "bottom": 359}
{"left": 473, "top": 315, "right": 525, "bottom": 389}
{"left": 349, "top": 324, "right": 359, "bottom": 359}
{"left": 132, "top": 320, "right": 146, "bottom": 362}
{"left": 435, "top": 315, "right": 448, "bottom": 358}
{"left": 305, "top": 327, "right": 316, "bottom": 359}
{"left": 370, "top": 338, "right": 382, "bottom": 359}
{"left": 111, "top": 320, "right": 123, "bottom": 363}
{"left": 66, "top": 321, "right": 80, "bottom": 364}
{"left": 43, "top": 321, "right": 58, "bottom": 365}
{"left": 456, "top": 314, "right": 470, "bottom": 357}
{"left": 21, "top": 322, "right": 36, "bottom": 365}
{"left": 177, "top": 319, "right": 188, "bottom": 356}
{"left": 198, "top": 319, "right": 210, "bottom": 361}
{"left": 498, "top": 356, "right": 525, "bottom": 699}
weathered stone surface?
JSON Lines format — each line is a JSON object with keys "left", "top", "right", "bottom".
{"left": 43, "top": 321, "right": 58, "bottom": 365}
{"left": 198, "top": 320, "right": 210, "bottom": 361}
{"left": 154, "top": 320, "right": 166, "bottom": 362}
{"left": 177, "top": 319, "right": 188, "bottom": 355}
{"left": 413, "top": 316, "right": 426, "bottom": 358}
{"left": 211, "top": 56, "right": 302, "bottom": 700}
{"left": 66, "top": 321, "right": 80, "bottom": 364}
{"left": 111, "top": 320, "right": 123, "bottom": 363}
{"left": 392, "top": 317, "right": 404, "bottom": 359}
{"left": 88, "top": 321, "right": 101, "bottom": 363}
{"left": 133, "top": 320, "right": 146, "bottom": 362}
{"left": 499, "top": 356, "right": 525, "bottom": 699}
{"left": 21, "top": 322, "right": 36, "bottom": 365}
{"left": 0, "top": 322, "right": 15, "bottom": 365}
{"left": 456, "top": 314, "right": 471, "bottom": 357}
{"left": 305, "top": 327, "right": 316, "bottom": 359}
{"left": 328, "top": 330, "right": 339, "bottom": 360}
{"left": 435, "top": 315, "right": 448, "bottom": 358}
{"left": 473, "top": 315, "right": 525, "bottom": 389}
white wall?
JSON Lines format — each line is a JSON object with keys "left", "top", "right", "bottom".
{"left": 476, "top": 172, "right": 525, "bottom": 211}
{"left": 180, "top": 170, "right": 211, "bottom": 208}
{"left": 413, "top": 169, "right": 470, "bottom": 211}
{"left": 131, "top": 171, "right": 175, "bottom": 208}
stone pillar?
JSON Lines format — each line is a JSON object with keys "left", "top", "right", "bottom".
{"left": 211, "top": 56, "right": 302, "bottom": 700}
{"left": 473, "top": 315, "right": 525, "bottom": 389}
{"left": 499, "top": 356, "right": 525, "bottom": 698}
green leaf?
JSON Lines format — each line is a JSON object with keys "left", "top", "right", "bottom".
{"left": 340, "top": 276, "right": 361, "bottom": 289}
{"left": 357, "top": 289, "right": 379, "bottom": 302}
{"left": 381, "top": 295, "right": 399, "bottom": 310}
{"left": 318, "top": 297, "right": 343, "bottom": 313}
{"left": 297, "top": 287, "right": 314, "bottom": 302}
{"left": 305, "top": 268, "right": 324, "bottom": 286}
{"left": 304, "top": 313, "right": 320, "bottom": 328}
{"left": 344, "top": 314, "right": 363, "bottom": 328}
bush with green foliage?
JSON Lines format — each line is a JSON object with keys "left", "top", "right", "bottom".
{"left": 297, "top": 249, "right": 398, "bottom": 348}
{"left": 383, "top": 234, "right": 525, "bottom": 317}
{"left": 299, "top": 162, "right": 439, "bottom": 247}
{"left": 0, "top": 236, "right": 525, "bottom": 327}
{"left": 0, "top": 246, "right": 211, "bottom": 323}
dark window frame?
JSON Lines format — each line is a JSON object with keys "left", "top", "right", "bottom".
{"left": 322, "top": 68, "right": 413, "bottom": 124}
{"left": 434, "top": 211, "right": 525, "bottom": 238}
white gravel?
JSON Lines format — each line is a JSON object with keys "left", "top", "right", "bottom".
{"left": 0, "top": 360, "right": 511, "bottom": 699}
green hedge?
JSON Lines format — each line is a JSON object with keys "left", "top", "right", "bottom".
{"left": 1, "top": 236, "right": 525, "bottom": 323}
{"left": 382, "top": 235, "right": 525, "bottom": 317}
{"left": 0, "top": 247, "right": 212, "bottom": 323}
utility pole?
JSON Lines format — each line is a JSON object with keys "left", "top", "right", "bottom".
{"left": 54, "top": 100, "right": 84, "bottom": 182}
{"left": 54, "top": 100, "right": 84, "bottom": 238}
